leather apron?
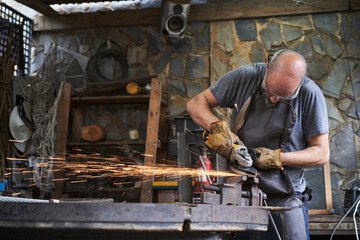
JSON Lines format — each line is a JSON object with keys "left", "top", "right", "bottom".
{"left": 235, "top": 89, "right": 307, "bottom": 240}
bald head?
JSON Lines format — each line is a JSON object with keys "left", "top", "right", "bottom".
{"left": 265, "top": 50, "right": 307, "bottom": 98}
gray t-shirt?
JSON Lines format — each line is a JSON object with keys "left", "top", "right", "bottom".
{"left": 209, "top": 63, "right": 329, "bottom": 193}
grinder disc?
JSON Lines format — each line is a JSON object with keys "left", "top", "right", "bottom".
{"left": 229, "top": 162, "right": 258, "bottom": 176}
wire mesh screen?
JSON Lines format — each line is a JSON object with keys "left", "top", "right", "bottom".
{"left": 0, "top": 3, "right": 32, "bottom": 76}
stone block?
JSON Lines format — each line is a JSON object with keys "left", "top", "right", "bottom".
{"left": 351, "top": 15, "right": 360, "bottom": 36}
{"left": 250, "top": 42, "right": 266, "bottom": 63}
{"left": 54, "top": 35, "right": 72, "bottom": 49}
{"left": 330, "top": 173, "right": 343, "bottom": 192}
{"left": 283, "top": 25, "right": 303, "bottom": 43}
{"left": 168, "top": 36, "right": 193, "bottom": 54}
{"left": 260, "top": 22, "right": 282, "bottom": 51}
{"left": 216, "top": 22, "right": 234, "bottom": 53}
{"left": 325, "top": 98, "right": 345, "bottom": 128}
{"left": 169, "top": 94, "right": 187, "bottom": 116}
{"left": 128, "top": 64, "right": 149, "bottom": 79}
{"left": 169, "top": 56, "right": 184, "bottom": 78}
{"left": 279, "top": 15, "right": 312, "bottom": 27}
{"left": 230, "top": 50, "right": 247, "bottom": 68}
{"left": 153, "top": 50, "right": 171, "bottom": 74}
{"left": 123, "top": 27, "right": 145, "bottom": 45}
{"left": 347, "top": 99, "right": 360, "bottom": 119}
{"left": 345, "top": 37, "right": 360, "bottom": 58}
{"left": 195, "top": 24, "right": 210, "bottom": 52}
{"left": 330, "top": 124, "right": 357, "bottom": 169}
{"left": 186, "top": 55, "right": 208, "bottom": 79}
{"left": 291, "top": 37, "right": 313, "bottom": 59}
{"left": 310, "top": 35, "right": 326, "bottom": 56}
{"left": 307, "top": 58, "right": 331, "bottom": 80}
{"left": 234, "top": 19, "right": 257, "bottom": 41}
{"left": 127, "top": 45, "right": 147, "bottom": 65}
{"left": 341, "top": 69, "right": 360, "bottom": 99}
{"left": 313, "top": 13, "right": 339, "bottom": 35}
{"left": 190, "top": 22, "right": 207, "bottom": 34}
{"left": 325, "top": 38, "right": 343, "bottom": 59}
{"left": 340, "top": 16, "right": 352, "bottom": 44}
{"left": 322, "top": 59, "right": 356, "bottom": 98}
{"left": 148, "top": 29, "right": 164, "bottom": 56}
{"left": 338, "top": 98, "right": 352, "bottom": 112}
{"left": 169, "top": 78, "right": 186, "bottom": 96}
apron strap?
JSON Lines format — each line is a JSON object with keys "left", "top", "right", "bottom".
{"left": 231, "top": 94, "right": 253, "bottom": 134}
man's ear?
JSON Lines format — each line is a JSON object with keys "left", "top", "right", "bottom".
{"left": 266, "top": 62, "right": 269, "bottom": 69}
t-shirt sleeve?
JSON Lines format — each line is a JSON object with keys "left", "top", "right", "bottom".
{"left": 209, "top": 64, "right": 263, "bottom": 109}
{"left": 301, "top": 80, "right": 329, "bottom": 139}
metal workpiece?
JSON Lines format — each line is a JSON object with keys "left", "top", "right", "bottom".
{"left": 201, "top": 175, "right": 265, "bottom": 207}
{"left": 0, "top": 201, "right": 268, "bottom": 232}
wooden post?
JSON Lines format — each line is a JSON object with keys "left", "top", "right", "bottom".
{"left": 140, "top": 78, "right": 162, "bottom": 203}
{"left": 52, "top": 82, "right": 71, "bottom": 199}
{"left": 71, "top": 105, "right": 84, "bottom": 142}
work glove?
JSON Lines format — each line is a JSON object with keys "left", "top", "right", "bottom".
{"left": 205, "top": 120, "right": 252, "bottom": 167}
{"left": 252, "top": 147, "right": 283, "bottom": 170}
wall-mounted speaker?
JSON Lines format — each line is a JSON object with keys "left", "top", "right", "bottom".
{"left": 159, "top": 0, "right": 191, "bottom": 38}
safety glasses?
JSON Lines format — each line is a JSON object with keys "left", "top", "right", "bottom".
{"left": 261, "top": 77, "right": 304, "bottom": 101}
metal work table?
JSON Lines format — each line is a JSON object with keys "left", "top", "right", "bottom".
{"left": 0, "top": 202, "right": 269, "bottom": 240}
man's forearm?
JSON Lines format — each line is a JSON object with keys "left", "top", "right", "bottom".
{"left": 186, "top": 89, "right": 220, "bottom": 131}
{"left": 281, "top": 133, "right": 330, "bottom": 168}
{"left": 187, "top": 98, "right": 219, "bottom": 131}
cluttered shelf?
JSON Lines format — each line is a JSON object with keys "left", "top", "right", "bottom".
{"left": 67, "top": 141, "right": 146, "bottom": 147}
{"left": 70, "top": 94, "right": 151, "bottom": 105}
{"left": 308, "top": 214, "right": 360, "bottom": 236}
{"left": 70, "top": 94, "right": 167, "bottom": 106}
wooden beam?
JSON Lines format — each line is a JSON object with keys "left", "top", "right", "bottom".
{"left": 55, "top": 82, "right": 71, "bottom": 158}
{"left": 53, "top": 82, "right": 71, "bottom": 199}
{"left": 140, "top": 78, "right": 162, "bottom": 203}
{"left": 15, "top": 0, "right": 58, "bottom": 15}
{"left": 34, "top": 7, "right": 160, "bottom": 31}
{"left": 42, "top": 0, "right": 112, "bottom": 3}
{"left": 350, "top": 0, "right": 360, "bottom": 10}
{"left": 33, "top": 0, "right": 352, "bottom": 31}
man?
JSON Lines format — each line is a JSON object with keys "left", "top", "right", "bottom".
{"left": 186, "top": 49, "right": 329, "bottom": 240}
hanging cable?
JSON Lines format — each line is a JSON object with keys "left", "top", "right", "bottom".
{"left": 353, "top": 196, "right": 360, "bottom": 240}
{"left": 330, "top": 194, "right": 360, "bottom": 240}
{"left": 264, "top": 200, "right": 282, "bottom": 240}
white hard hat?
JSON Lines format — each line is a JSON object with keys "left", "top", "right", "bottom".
{"left": 9, "top": 106, "right": 32, "bottom": 142}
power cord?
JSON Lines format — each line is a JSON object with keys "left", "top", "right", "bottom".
{"left": 353, "top": 196, "right": 360, "bottom": 240}
{"left": 264, "top": 200, "right": 282, "bottom": 240}
{"left": 330, "top": 194, "right": 360, "bottom": 240}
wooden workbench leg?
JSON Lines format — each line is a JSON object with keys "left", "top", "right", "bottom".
{"left": 140, "top": 78, "right": 162, "bottom": 203}
{"left": 53, "top": 82, "right": 71, "bottom": 199}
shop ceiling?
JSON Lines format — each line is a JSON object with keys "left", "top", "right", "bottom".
{"left": 16, "top": 0, "right": 360, "bottom": 31}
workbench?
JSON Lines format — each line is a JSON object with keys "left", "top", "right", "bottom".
{"left": 308, "top": 214, "right": 360, "bottom": 237}
{"left": 0, "top": 202, "right": 269, "bottom": 240}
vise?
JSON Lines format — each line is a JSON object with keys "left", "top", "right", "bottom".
{"left": 201, "top": 175, "right": 265, "bottom": 206}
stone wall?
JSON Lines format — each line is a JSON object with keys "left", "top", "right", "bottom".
{"left": 31, "top": 11, "right": 360, "bottom": 213}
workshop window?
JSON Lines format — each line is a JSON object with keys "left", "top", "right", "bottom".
{"left": 0, "top": 3, "right": 32, "bottom": 76}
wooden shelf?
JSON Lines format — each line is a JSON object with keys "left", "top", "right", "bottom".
{"left": 67, "top": 141, "right": 146, "bottom": 147}
{"left": 71, "top": 95, "right": 150, "bottom": 105}
{"left": 71, "top": 94, "right": 167, "bottom": 105}
{"left": 55, "top": 78, "right": 166, "bottom": 203}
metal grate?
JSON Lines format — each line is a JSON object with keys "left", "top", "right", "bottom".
{"left": 0, "top": 3, "right": 32, "bottom": 76}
